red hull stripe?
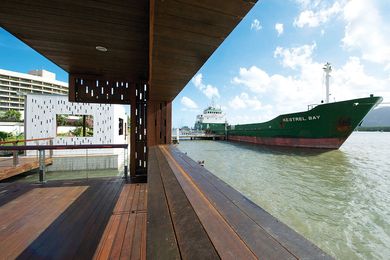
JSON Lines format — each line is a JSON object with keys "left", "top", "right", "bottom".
{"left": 228, "top": 135, "right": 346, "bottom": 149}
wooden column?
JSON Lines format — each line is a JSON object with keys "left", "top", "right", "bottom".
{"left": 130, "top": 82, "right": 148, "bottom": 182}
{"left": 130, "top": 87, "right": 136, "bottom": 180}
{"left": 147, "top": 100, "right": 172, "bottom": 146}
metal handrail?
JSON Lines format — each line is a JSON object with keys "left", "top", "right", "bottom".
{"left": 0, "top": 143, "right": 128, "bottom": 151}
{"left": 0, "top": 143, "right": 129, "bottom": 183}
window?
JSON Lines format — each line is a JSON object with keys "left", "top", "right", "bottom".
{"left": 56, "top": 114, "right": 93, "bottom": 137}
{"left": 119, "top": 118, "right": 124, "bottom": 135}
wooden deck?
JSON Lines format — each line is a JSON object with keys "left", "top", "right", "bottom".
{"left": 0, "top": 177, "right": 147, "bottom": 259}
{"left": 0, "top": 156, "right": 53, "bottom": 181}
{"left": 94, "top": 182, "right": 147, "bottom": 259}
{"left": 0, "top": 145, "right": 332, "bottom": 259}
{"left": 148, "top": 145, "right": 332, "bottom": 259}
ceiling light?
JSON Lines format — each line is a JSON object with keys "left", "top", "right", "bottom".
{"left": 96, "top": 46, "right": 108, "bottom": 52}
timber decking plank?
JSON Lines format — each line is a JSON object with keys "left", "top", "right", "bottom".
{"left": 94, "top": 183, "right": 148, "bottom": 259}
{"left": 0, "top": 186, "right": 86, "bottom": 259}
{"left": 139, "top": 212, "right": 147, "bottom": 260}
{"left": 113, "top": 184, "right": 133, "bottom": 213}
{"left": 32, "top": 180, "right": 111, "bottom": 258}
{"left": 119, "top": 213, "right": 137, "bottom": 259}
{"left": 130, "top": 212, "right": 146, "bottom": 260}
{"left": 112, "top": 184, "right": 140, "bottom": 259}
{"left": 146, "top": 147, "right": 181, "bottom": 260}
{"left": 73, "top": 179, "right": 123, "bottom": 259}
{"left": 155, "top": 148, "right": 220, "bottom": 259}
{"left": 169, "top": 146, "right": 332, "bottom": 260}
{"left": 93, "top": 210, "right": 116, "bottom": 260}
{"left": 96, "top": 215, "right": 122, "bottom": 260}
{"left": 0, "top": 157, "right": 53, "bottom": 181}
{"left": 109, "top": 185, "right": 137, "bottom": 259}
{"left": 18, "top": 178, "right": 122, "bottom": 259}
{"left": 127, "top": 184, "right": 142, "bottom": 259}
{"left": 0, "top": 186, "right": 84, "bottom": 239}
{"left": 0, "top": 183, "right": 34, "bottom": 207}
{"left": 137, "top": 183, "right": 147, "bottom": 212}
{"left": 160, "top": 146, "right": 257, "bottom": 260}
{"left": 169, "top": 148, "right": 295, "bottom": 259}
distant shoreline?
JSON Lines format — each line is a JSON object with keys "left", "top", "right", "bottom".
{"left": 356, "top": 126, "right": 390, "bottom": 132}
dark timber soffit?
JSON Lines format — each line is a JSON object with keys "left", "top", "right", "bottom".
{"left": 149, "top": 0, "right": 257, "bottom": 101}
{"left": 0, "top": 0, "right": 258, "bottom": 102}
{"left": 0, "top": 0, "right": 149, "bottom": 80}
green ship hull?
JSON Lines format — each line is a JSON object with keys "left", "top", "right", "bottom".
{"left": 196, "top": 122, "right": 226, "bottom": 134}
{"left": 217, "top": 96, "right": 382, "bottom": 149}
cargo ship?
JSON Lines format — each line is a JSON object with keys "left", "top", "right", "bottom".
{"left": 195, "top": 63, "right": 383, "bottom": 149}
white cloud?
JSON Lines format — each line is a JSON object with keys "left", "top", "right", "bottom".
{"left": 331, "top": 57, "right": 386, "bottom": 98}
{"left": 181, "top": 96, "right": 198, "bottom": 109}
{"left": 251, "top": 19, "right": 262, "bottom": 31}
{"left": 342, "top": 0, "right": 390, "bottom": 66}
{"left": 192, "top": 73, "right": 202, "bottom": 88}
{"left": 231, "top": 44, "right": 389, "bottom": 123}
{"left": 203, "top": 85, "right": 220, "bottom": 99}
{"left": 275, "top": 23, "right": 284, "bottom": 36}
{"left": 232, "top": 66, "right": 271, "bottom": 93}
{"left": 274, "top": 42, "right": 316, "bottom": 70}
{"left": 229, "top": 93, "right": 262, "bottom": 110}
{"left": 191, "top": 73, "right": 220, "bottom": 99}
{"left": 295, "top": 0, "right": 321, "bottom": 9}
{"left": 294, "top": 1, "right": 342, "bottom": 28}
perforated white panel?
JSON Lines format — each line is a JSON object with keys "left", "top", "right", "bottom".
{"left": 25, "top": 94, "right": 127, "bottom": 156}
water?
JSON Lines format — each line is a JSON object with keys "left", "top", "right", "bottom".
{"left": 177, "top": 132, "right": 390, "bottom": 259}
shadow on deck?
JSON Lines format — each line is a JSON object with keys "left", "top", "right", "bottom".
{"left": 0, "top": 145, "right": 332, "bottom": 259}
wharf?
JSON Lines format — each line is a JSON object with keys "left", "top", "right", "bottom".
{"left": 0, "top": 156, "right": 53, "bottom": 181}
{"left": 172, "top": 134, "right": 225, "bottom": 142}
{"left": 0, "top": 146, "right": 332, "bottom": 259}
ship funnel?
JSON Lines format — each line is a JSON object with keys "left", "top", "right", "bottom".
{"left": 323, "top": 62, "right": 332, "bottom": 103}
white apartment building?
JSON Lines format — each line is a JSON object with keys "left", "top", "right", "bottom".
{"left": 0, "top": 69, "right": 68, "bottom": 111}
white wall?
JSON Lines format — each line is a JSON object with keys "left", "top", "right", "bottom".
{"left": 0, "top": 122, "right": 24, "bottom": 135}
{"left": 25, "top": 94, "right": 127, "bottom": 156}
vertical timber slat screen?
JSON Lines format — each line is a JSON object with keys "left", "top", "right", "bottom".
{"left": 135, "top": 82, "right": 148, "bottom": 178}
{"left": 69, "top": 75, "right": 132, "bottom": 104}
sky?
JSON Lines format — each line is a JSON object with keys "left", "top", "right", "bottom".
{"left": 173, "top": 0, "right": 390, "bottom": 127}
{"left": 1, "top": 0, "right": 389, "bottom": 128}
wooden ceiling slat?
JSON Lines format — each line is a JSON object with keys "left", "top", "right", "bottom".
{"left": 156, "top": 0, "right": 240, "bottom": 30}
{"left": 3, "top": 27, "right": 148, "bottom": 52}
{"left": 174, "top": 0, "right": 256, "bottom": 17}
{"left": 155, "top": 24, "right": 223, "bottom": 47}
{"left": 8, "top": 0, "right": 148, "bottom": 19}
{"left": 155, "top": 13, "right": 230, "bottom": 39}
{"left": 154, "top": 37, "right": 220, "bottom": 58}
{"left": 0, "top": 14, "right": 148, "bottom": 36}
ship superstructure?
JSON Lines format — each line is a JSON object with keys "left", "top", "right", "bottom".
{"left": 194, "top": 105, "right": 226, "bottom": 132}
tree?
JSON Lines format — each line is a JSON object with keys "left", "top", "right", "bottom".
{"left": 1, "top": 110, "right": 22, "bottom": 121}
{"left": 56, "top": 114, "right": 67, "bottom": 126}
{"left": 0, "top": 131, "right": 10, "bottom": 140}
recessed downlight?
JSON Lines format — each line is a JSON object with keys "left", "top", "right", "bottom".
{"left": 96, "top": 46, "right": 108, "bottom": 52}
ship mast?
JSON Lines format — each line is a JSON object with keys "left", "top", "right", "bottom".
{"left": 323, "top": 62, "right": 332, "bottom": 103}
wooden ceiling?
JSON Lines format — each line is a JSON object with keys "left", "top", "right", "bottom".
{"left": 0, "top": 0, "right": 257, "bottom": 102}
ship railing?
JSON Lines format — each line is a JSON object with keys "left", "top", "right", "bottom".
{"left": 307, "top": 104, "right": 319, "bottom": 110}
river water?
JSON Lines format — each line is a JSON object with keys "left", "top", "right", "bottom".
{"left": 177, "top": 132, "right": 390, "bottom": 259}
